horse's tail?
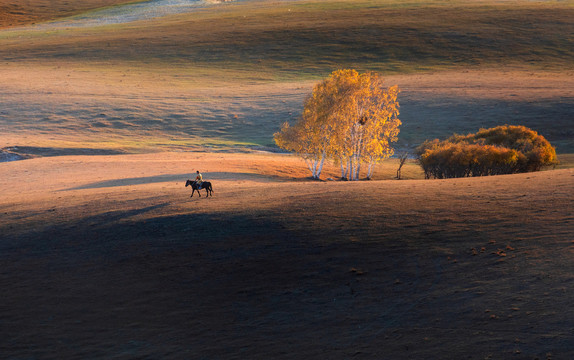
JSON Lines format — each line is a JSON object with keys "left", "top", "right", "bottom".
{"left": 209, "top": 183, "right": 213, "bottom": 193}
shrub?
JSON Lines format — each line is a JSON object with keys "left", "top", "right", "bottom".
{"left": 416, "top": 125, "right": 557, "bottom": 179}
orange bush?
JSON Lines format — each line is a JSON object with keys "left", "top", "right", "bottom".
{"left": 416, "top": 125, "right": 557, "bottom": 179}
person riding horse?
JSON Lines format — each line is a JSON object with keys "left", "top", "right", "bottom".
{"left": 185, "top": 177, "right": 213, "bottom": 197}
{"left": 195, "top": 170, "right": 203, "bottom": 189}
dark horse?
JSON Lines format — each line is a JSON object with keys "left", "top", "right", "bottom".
{"left": 185, "top": 180, "right": 213, "bottom": 198}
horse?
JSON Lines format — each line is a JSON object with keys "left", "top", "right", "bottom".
{"left": 185, "top": 179, "right": 213, "bottom": 198}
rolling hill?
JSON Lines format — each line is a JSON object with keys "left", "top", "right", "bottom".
{"left": 1, "top": 0, "right": 573, "bottom": 358}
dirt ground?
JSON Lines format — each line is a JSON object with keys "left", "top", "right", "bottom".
{"left": 1, "top": 153, "right": 573, "bottom": 359}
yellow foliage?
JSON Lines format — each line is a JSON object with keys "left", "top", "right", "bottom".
{"left": 274, "top": 69, "right": 401, "bottom": 180}
{"left": 416, "top": 125, "right": 558, "bottom": 178}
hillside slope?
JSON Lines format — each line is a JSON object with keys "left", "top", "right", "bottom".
{"left": 1, "top": 0, "right": 572, "bottom": 154}
{"left": 1, "top": 153, "right": 573, "bottom": 358}
{"left": 2, "top": 0, "right": 573, "bottom": 73}
{"left": 0, "top": 0, "right": 141, "bottom": 28}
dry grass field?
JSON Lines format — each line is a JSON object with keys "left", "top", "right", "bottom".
{"left": 1, "top": 0, "right": 573, "bottom": 153}
{"left": 0, "top": 0, "right": 140, "bottom": 28}
{"left": 1, "top": 153, "right": 573, "bottom": 358}
{"left": 1, "top": 0, "right": 573, "bottom": 358}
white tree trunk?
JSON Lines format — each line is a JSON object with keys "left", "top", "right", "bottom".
{"left": 350, "top": 154, "right": 359, "bottom": 181}
{"left": 305, "top": 159, "right": 314, "bottom": 174}
{"left": 305, "top": 158, "right": 319, "bottom": 179}
{"left": 315, "top": 151, "right": 326, "bottom": 179}
{"left": 349, "top": 158, "right": 354, "bottom": 181}
{"left": 346, "top": 159, "right": 351, "bottom": 179}
{"left": 356, "top": 128, "right": 363, "bottom": 180}
{"left": 367, "top": 162, "right": 374, "bottom": 179}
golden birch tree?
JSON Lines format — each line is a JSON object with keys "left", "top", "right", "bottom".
{"left": 274, "top": 69, "right": 401, "bottom": 180}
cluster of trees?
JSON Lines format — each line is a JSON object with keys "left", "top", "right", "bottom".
{"left": 416, "top": 125, "right": 557, "bottom": 179}
{"left": 274, "top": 69, "right": 401, "bottom": 180}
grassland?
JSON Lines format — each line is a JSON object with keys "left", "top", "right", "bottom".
{"left": 1, "top": 1, "right": 574, "bottom": 358}
{"left": 2, "top": 152, "right": 573, "bottom": 358}
{"left": 0, "top": 0, "right": 143, "bottom": 28}
{"left": 2, "top": 0, "right": 573, "bottom": 76}
{"left": 1, "top": 0, "right": 573, "bottom": 154}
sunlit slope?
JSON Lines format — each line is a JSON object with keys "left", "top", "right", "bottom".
{"left": 1, "top": 0, "right": 573, "bottom": 77}
{"left": 0, "top": 0, "right": 142, "bottom": 28}
{"left": 1, "top": 0, "right": 572, "bottom": 154}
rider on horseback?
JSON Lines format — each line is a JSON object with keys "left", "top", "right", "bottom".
{"left": 185, "top": 173, "right": 212, "bottom": 197}
{"left": 195, "top": 170, "right": 203, "bottom": 190}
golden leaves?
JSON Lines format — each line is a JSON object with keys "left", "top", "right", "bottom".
{"left": 274, "top": 69, "right": 401, "bottom": 180}
{"left": 415, "top": 125, "right": 558, "bottom": 179}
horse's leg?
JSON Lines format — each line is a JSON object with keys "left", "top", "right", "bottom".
{"left": 190, "top": 189, "right": 194, "bottom": 198}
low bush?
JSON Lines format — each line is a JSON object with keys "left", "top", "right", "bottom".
{"left": 416, "top": 125, "right": 557, "bottom": 179}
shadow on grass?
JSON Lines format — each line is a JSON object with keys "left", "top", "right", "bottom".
{"left": 2, "top": 202, "right": 574, "bottom": 358}
{"left": 62, "top": 171, "right": 284, "bottom": 191}
{"left": 0, "top": 202, "right": 171, "bottom": 255}
{"left": 3, "top": 146, "right": 125, "bottom": 157}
